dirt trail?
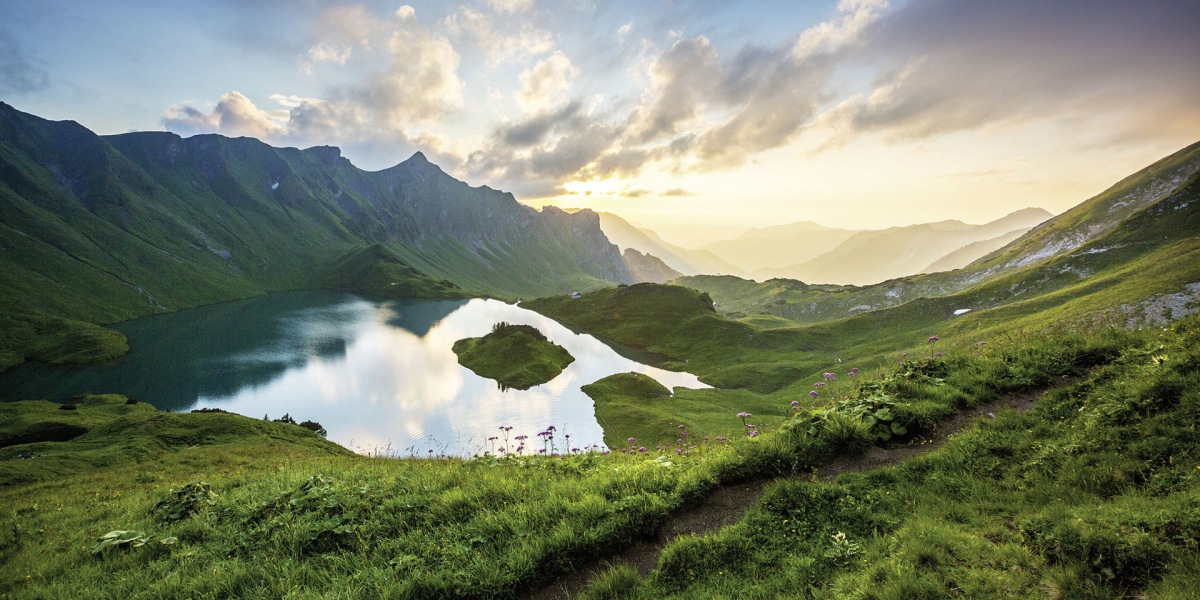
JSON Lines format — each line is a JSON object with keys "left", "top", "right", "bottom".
{"left": 524, "top": 387, "right": 1047, "bottom": 600}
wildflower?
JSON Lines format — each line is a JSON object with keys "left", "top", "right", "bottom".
{"left": 628, "top": 437, "right": 637, "bottom": 444}
{"left": 639, "top": 447, "right": 647, "bottom": 453}
{"left": 977, "top": 341, "right": 986, "bottom": 346}
{"left": 814, "top": 381, "right": 826, "bottom": 388}
{"left": 927, "top": 335, "right": 939, "bottom": 343}
{"left": 823, "top": 372, "right": 836, "bottom": 381}
{"left": 515, "top": 435, "right": 527, "bottom": 441}
{"left": 810, "top": 391, "right": 819, "bottom": 398}
{"left": 571, "top": 447, "right": 580, "bottom": 453}
{"left": 934, "top": 351, "right": 943, "bottom": 357}
{"left": 736, "top": 412, "right": 752, "bottom": 419}
{"left": 791, "top": 400, "right": 800, "bottom": 408}
{"left": 747, "top": 430, "right": 759, "bottom": 437}
{"left": 678, "top": 424, "right": 687, "bottom": 429}
{"left": 715, "top": 436, "right": 727, "bottom": 442}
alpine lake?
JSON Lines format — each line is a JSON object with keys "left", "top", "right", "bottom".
{"left": 0, "top": 291, "right": 707, "bottom": 456}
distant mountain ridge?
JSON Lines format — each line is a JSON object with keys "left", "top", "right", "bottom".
{"left": 678, "top": 140, "right": 1200, "bottom": 327}
{"left": 0, "top": 102, "right": 635, "bottom": 332}
{"left": 749, "top": 208, "right": 1053, "bottom": 285}
{"left": 595, "top": 212, "right": 745, "bottom": 277}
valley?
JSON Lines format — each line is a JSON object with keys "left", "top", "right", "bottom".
{"left": 2, "top": 101, "right": 1199, "bottom": 598}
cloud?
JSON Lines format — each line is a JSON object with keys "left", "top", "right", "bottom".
{"left": 617, "top": 21, "right": 633, "bottom": 43}
{"left": 497, "top": 100, "right": 584, "bottom": 147}
{"left": 662, "top": 188, "right": 692, "bottom": 197}
{"left": 163, "top": 5, "right": 463, "bottom": 168}
{"left": 442, "top": 6, "right": 553, "bottom": 66}
{"left": 486, "top": 0, "right": 535, "bottom": 14}
{"left": 516, "top": 51, "right": 578, "bottom": 113}
{"left": 0, "top": 29, "right": 49, "bottom": 94}
{"left": 162, "top": 91, "right": 285, "bottom": 139}
{"left": 826, "top": 0, "right": 1200, "bottom": 143}
{"left": 625, "top": 36, "right": 720, "bottom": 143}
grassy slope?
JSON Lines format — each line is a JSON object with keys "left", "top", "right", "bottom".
{"left": 452, "top": 324, "right": 575, "bottom": 390}
{"left": 2, "top": 319, "right": 1195, "bottom": 598}
{"left": 587, "top": 320, "right": 1200, "bottom": 599}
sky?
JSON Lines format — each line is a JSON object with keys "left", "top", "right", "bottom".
{"left": 3, "top": 0, "right": 1199, "bottom": 246}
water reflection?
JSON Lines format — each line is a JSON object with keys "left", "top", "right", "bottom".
{"left": 0, "top": 291, "right": 706, "bottom": 456}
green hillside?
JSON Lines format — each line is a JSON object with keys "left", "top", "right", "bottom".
{"left": 0, "top": 103, "right": 634, "bottom": 371}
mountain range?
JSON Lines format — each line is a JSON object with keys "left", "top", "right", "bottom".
{"left": 601, "top": 208, "right": 1054, "bottom": 286}
{"left": 679, "top": 140, "right": 1200, "bottom": 328}
{"left": 0, "top": 101, "right": 641, "bottom": 330}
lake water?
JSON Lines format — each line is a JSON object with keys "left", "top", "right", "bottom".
{"left": 0, "top": 291, "right": 706, "bottom": 456}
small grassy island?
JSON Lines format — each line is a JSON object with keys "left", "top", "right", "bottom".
{"left": 452, "top": 322, "right": 575, "bottom": 390}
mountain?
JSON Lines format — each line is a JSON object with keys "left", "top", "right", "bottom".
{"left": 753, "top": 208, "right": 1052, "bottom": 285}
{"left": 621, "top": 248, "right": 683, "bottom": 284}
{"left": 0, "top": 103, "right": 635, "bottom": 367}
{"left": 595, "top": 212, "right": 745, "bottom": 277}
{"left": 699, "top": 221, "right": 861, "bottom": 272}
{"left": 678, "top": 142, "right": 1200, "bottom": 327}
{"left": 922, "top": 228, "right": 1029, "bottom": 273}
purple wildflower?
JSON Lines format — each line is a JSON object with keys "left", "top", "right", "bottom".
{"left": 927, "top": 335, "right": 939, "bottom": 343}
{"left": 810, "top": 391, "right": 819, "bottom": 398}
{"left": 791, "top": 400, "right": 800, "bottom": 408}
{"left": 627, "top": 437, "right": 637, "bottom": 444}
{"left": 823, "top": 372, "right": 836, "bottom": 381}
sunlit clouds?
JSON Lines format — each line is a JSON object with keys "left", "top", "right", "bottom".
{"left": 6, "top": 0, "right": 1199, "bottom": 240}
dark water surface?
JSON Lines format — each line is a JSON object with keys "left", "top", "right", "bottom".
{"left": 0, "top": 291, "right": 706, "bottom": 456}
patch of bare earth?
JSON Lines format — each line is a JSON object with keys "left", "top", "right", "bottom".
{"left": 523, "top": 383, "right": 1062, "bottom": 600}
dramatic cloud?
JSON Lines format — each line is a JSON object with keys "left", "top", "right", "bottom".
{"left": 516, "top": 51, "right": 578, "bottom": 113}
{"left": 826, "top": 0, "right": 1200, "bottom": 143}
{"left": 442, "top": 6, "right": 553, "bottom": 66}
{"left": 0, "top": 29, "right": 49, "bottom": 94}
{"left": 625, "top": 36, "right": 720, "bottom": 143}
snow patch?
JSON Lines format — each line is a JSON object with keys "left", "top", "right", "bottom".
{"left": 271, "top": 181, "right": 280, "bottom": 190}
{"left": 953, "top": 308, "right": 972, "bottom": 316}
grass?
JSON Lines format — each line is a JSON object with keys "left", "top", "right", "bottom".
{"left": 5, "top": 314, "right": 1193, "bottom": 598}
{"left": 0, "top": 313, "right": 128, "bottom": 373}
{"left": 452, "top": 322, "right": 575, "bottom": 390}
{"left": 579, "top": 319, "right": 1200, "bottom": 599}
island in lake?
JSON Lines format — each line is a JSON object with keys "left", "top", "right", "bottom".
{"left": 452, "top": 322, "right": 575, "bottom": 390}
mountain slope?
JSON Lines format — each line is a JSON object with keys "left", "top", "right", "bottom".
{"left": 0, "top": 103, "right": 635, "bottom": 367}
{"left": 596, "top": 211, "right": 745, "bottom": 276}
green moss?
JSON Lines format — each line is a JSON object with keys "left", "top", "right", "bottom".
{"left": 452, "top": 322, "right": 575, "bottom": 390}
